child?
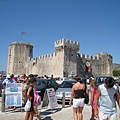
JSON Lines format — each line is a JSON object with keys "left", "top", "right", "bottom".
{"left": 90, "top": 78, "right": 99, "bottom": 120}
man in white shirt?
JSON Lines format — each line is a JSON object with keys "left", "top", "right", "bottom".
{"left": 2, "top": 74, "right": 16, "bottom": 89}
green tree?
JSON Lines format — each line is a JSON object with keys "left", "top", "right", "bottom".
{"left": 113, "top": 70, "right": 120, "bottom": 76}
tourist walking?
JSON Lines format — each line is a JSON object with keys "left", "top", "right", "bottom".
{"left": 90, "top": 78, "right": 99, "bottom": 120}
{"left": 25, "top": 77, "right": 36, "bottom": 120}
{"left": 94, "top": 77, "right": 120, "bottom": 120}
{"left": 69, "top": 75, "right": 88, "bottom": 120}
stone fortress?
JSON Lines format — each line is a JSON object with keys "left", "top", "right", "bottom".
{"left": 7, "top": 38, "right": 119, "bottom": 78}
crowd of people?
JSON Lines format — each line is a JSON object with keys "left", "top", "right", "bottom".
{"left": 0, "top": 73, "right": 120, "bottom": 120}
{"left": 0, "top": 73, "right": 41, "bottom": 120}
{"left": 70, "top": 75, "right": 120, "bottom": 120}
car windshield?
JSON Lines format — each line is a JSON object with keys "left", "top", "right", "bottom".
{"left": 60, "top": 81, "right": 76, "bottom": 88}
{"left": 36, "top": 80, "right": 47, "bottom": 86}
{"left": 96, "top": 77, "right": 108, "bottom": 84}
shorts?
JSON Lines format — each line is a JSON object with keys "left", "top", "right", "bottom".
{"left": 73, "top": 98, "right": 85, "bottom": 108}
{"left": 99, "top": 112, "right": 117, "bottom": 120}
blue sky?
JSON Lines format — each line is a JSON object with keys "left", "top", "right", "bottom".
{"left": 0, "top": 0, "right": 120, "bottom": 71}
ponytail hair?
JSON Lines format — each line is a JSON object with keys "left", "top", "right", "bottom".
{"left": 74, "top": 75, "right": 82, "bottom": 83}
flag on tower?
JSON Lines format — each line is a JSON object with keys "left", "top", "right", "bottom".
{"left": 21, "top": 32, "right": 26, "bottom": 35}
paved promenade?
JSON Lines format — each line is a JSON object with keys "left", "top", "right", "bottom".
{"left": 0, "top": 96, "right": 92, "bottom": 120}
{"left": 0, "top": 97, "right": 119, "bottom": 120}
{"left": 0, "top": 105, "right": 91, "bottom": 120}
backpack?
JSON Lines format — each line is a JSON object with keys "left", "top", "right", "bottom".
{"left": 34, "top": 88, "right": 41, "bottom": 106}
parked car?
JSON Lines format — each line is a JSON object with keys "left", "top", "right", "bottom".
{"left": 36, "top": 78, "right": 59, "bottom": 100}
{"left": 96, "top": 76, "right": 120, "bottom": 92}
{"left": 56, "top": 79, "right": 76, "bottom": 103}
{"left": 55, "top": 77, "right": 68, "bottom": 85}
{"left": 96, "top": 76, "right": 110, "bottom": 86}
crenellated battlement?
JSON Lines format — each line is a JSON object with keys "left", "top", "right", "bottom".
{"left": 54, "top": 38, "right": 80, "bottom": 51}
{"left": 7, "top": 38, "right": 114, "bottom": 77}
{"left": 10, "top": 42, "right": 33, "bottom": 47}
{"left": 80, "top": 54, "right": 99, "bottom": 60}
{"left": 30, "top": 53, "right": 56, "bottom": 61}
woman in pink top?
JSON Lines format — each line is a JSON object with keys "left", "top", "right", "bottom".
{"left": 90, "top": 78, "right": 99, "bottom": 120}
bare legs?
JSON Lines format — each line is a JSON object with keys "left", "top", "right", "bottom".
{"left": 73, "top": 107, "right": 84, "bottom": 120}
{"left": 34, "top": 107, "right": 41, "bottom": 120}
{"left": 25, "top": 112, "right": 30, "bottom": 120}
{"left": 73, "top": 108, "right": 78, "bottom": 120}
{"left": 25, "top": 112, "right": 34, "bottom": 120}
{"left": 29, "top": 112, "right": 34, "bottom": 120}
{"left": 90, "top": 109, "right": 95, "bottom": 120}
{"left": 78, "top": 107, "right": 83, "bottom": 120}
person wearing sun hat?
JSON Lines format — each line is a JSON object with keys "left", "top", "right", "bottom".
{"left": 2, "top": 74, "right": 17, "bottom": 110}
{"left": 2, "top": 74, "right": 16, "bottom": 89}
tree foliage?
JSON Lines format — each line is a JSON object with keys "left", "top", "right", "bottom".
{"left": 113, "top": 70, "right": 120, "bottom": 76}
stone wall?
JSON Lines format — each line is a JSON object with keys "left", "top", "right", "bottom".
{"left": 7, "top": 38, "right": 116, "bottom": 77}
{"left": 7, "top": 42, "right": 33, "bottom": 75}
{"left": 113, "top": 63, "right": 120, "bottom": 70}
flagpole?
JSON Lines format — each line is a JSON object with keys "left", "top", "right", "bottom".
{"left": 21, "top": 33, "right": 22, "bottom": 41}
{"left": 21, "top": 32, "right": 26, "bottom": 41}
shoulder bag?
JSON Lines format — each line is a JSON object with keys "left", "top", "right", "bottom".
{"left": 84, "top": 84, "right": 89, "bottom": 104}
{"left": 24, "top": 99, "right": 31, "bottom": 111}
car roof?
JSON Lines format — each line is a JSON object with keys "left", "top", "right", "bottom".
{"left": 36, "top": 78, "right": 55, "bottom": 80}
{"left": 96, "top": 76, "right": 111, "bottom": 79}
{"left": 63, "top": 79, "right": 76, "bottom": 81}
{"left": 96, "top": 76, "right": 110, "bottom": 78}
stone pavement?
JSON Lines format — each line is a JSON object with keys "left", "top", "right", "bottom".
{"left": 0, "top": 97, "right": 120, "bottom": 120}
{"left": 0, "top": 104, "right": 91, "bottom": 120}
{"left": 0, "top": 95, "right": 92, "bottom": 120}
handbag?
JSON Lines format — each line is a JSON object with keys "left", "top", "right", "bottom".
{"left": 24, "top": 99, "right": 31, "bottom": 111}
{"left": 84, "top": 93, "right": 89, "bottom": 104}
{"left": 84, "top": 85, "right": 89, "bottom": 104}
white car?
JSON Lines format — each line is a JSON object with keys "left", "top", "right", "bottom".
{"left": 56, "top": 79, "right": 76, "bottom": 102}
{"left": 55, "top": 77, "right": 67, "bottom": 85}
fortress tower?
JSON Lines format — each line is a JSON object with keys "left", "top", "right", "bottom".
{"left": 7, "top": 38, "right": 114, "bottom": 77}
{"left": 54, "top": 38, "right": 80, "bottom": 77}
{"left": 7, "top": 42, "right": 33, "bottom": 75}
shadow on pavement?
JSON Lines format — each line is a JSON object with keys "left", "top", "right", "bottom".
{"left": 3, "top": 107, "right": 25, "bottom": 114}
{"left": 42, "top": 116, "right": 53, "bottom": 120}
{"left": 41, "top": 108, "right": 62, "bottom": 116}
